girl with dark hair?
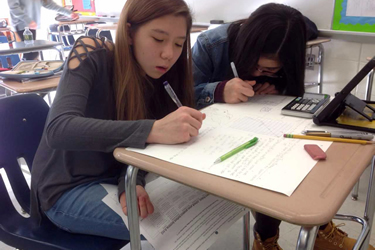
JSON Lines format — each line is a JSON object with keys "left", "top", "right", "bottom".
{"left": 192, "top": 3, "right": 374, "bottom": 250}
{"left": 30, "top": 0, "right": 205, "bottom": 243}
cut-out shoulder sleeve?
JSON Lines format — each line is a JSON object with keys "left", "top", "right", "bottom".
{"left": 68, "top": 36, "right": 112, "bottom": 69}
{"left": 43, "top": 35, "right": 154, "bottom": 152}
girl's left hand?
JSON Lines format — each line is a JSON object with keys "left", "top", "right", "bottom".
{"left": 253, "top": 82, "right": 279, "bottom": 95}
{"left": 120, "top": 185, "right": 154, "bottom": 219}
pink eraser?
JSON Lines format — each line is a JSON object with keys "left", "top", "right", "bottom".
{"left": 304, "top": 144, "right": 326, "bottom": 160}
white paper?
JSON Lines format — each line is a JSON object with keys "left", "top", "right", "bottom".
{"left": 101, "top": 178, "right": 247, "bottom": 250}
{"left": 128, "top": 96, "right": 332, "bottom": 196}
{"left": 347, "top": 0, "right": 375, "bottom": 17}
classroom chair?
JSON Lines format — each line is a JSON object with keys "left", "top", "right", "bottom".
{"left": 85, "top": 21, "right": 114, "bottom": 41}
{"left": 48, "top": 24, "right": 76, "bottom": 51}
{"left": 0, "top": 36, "right": 20, "bottom": 68}
{"left": 0, "top": 94, "right": 128, "bottom": 250}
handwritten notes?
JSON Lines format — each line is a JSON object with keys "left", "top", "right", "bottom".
{"left": 101, "top": 178, "right": 247, "bottom": 250}
{"left": 128, "top": 96, "right": 332, "bottom": 196}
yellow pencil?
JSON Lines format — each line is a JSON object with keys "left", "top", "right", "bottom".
{"left": 283, "top": 134, "right": 375, "bottom": 145}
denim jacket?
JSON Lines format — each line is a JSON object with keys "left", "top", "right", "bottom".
{"left": 192, "top": 24, "right": 232, "bottom": 110}
{"left": 192, "top": 17, "right": 318, "bottom": 110}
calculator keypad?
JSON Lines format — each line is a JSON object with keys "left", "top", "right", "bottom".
{"left": 289, "top": 98, "right": 321, "bottom": 112}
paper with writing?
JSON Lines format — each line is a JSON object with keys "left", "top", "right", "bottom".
{"left": 128, "top": 96, "right": 332, "bottom": 196}
{"left": 101, "top": 177, "right": 247, "bottom": 250}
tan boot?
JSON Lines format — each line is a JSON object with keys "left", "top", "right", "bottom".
{"left": 314, "top": 221, "right": 375, "bottom": 250}
{"left": 252, "top": 230, "right": 283, "bottom": 250}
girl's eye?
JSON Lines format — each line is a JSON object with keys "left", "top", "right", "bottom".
{"left": 153, "top": 37, "right": 163, "bottom": 42}
{"left": 175, "top": 43, "right": 183, "bottom": 48}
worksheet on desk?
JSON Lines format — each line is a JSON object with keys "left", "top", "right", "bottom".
{"left": 128, "top": 95, "right": 332, "bottom": 196}
{"left": 101, "top": 178, "right": 247, "bottom": 250}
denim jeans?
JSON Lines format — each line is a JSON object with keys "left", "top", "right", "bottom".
{"left": 44, "top": 177, "right": 131, "bottom": 240}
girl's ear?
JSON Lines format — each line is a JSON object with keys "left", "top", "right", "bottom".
{"left": 127, "top": 23, "right": 133, "bottom": 45}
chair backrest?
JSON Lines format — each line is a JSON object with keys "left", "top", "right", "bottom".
{"left": 0, "top": 94, "right": 49, "bottom": 213}
{"left": 0, "top": 36, "right": 20, "bottom": 68}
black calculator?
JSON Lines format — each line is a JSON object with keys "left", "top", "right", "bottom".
{"left": 281, "top": 93, "right": 330, "bottom": 118}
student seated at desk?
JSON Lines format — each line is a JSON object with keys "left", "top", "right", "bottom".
{"left": 192, "top": 3, "right": 375, "bottom": 250}
{"left": 30, "top": 0, "right": 205, "bottom": 243}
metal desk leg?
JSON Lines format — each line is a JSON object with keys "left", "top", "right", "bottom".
{"left": 317, "top": 44, "right": 324, "bottom": 94}
{"left": 365, "top": 69, "right": 374, "bottom": 101}
{"left": 5, "top": 89, "right": 12, "bottom": 96}
{"left": 352, "top": 72, "right": 374, "bottom": 201}
{"left": 360, "top": 155, "right": 375, "bottom": 250}
{"left": 96, "top": 29, "right": 103, "bottom": 38}
{"left": 125, "top": 165, "right": 142, "bottom": 250}
{"left": 39, "top": 51, "right": 44, "bottom": 61}
{"left": 54, "top": 46, "right": 64, "bottom": 61}
{"left": 352, "top": 181, "right": 359, "bottom": 200}
{"left": 296, "top": 226, "right": 318, "bottom": 250}
{"left": 243, "top": 212, "right": 250, "bottom": 250}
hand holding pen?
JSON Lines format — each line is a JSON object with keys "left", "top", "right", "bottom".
{"left": 223, "top": 62, "right": 256, "bottom": 103}
{"left": 146, "top": 81, "right": 206, "bottom": 144}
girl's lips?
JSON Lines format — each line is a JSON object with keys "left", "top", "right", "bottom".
{"left": 156, "top": 66, "right": 167, "bottom": 73}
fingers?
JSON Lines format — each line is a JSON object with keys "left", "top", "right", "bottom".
{"left": 146, "top": 199, "right": 154, "bottom": 214}
{"left": 138, "top": 197, "right": 148, "bottom": 218}
{"left": 255, "top": 82, "right": 270, "bottom": 93}
{"left": 253, "top": 83, "right": 263, "bottom": 92}
{"left": 120, "top": 192, "right": 128, "bottom": 216}
{"left": 244, "top": 80, "right": 256, "bottom": 86}
{"left": 254, "top": 83, "right": 277, "bottom": 95}
{"left": 238, "top": 93, "right": 249, "bottom": 102}
{"left": 179, "top": 107, "right": 205, "bottom": 124}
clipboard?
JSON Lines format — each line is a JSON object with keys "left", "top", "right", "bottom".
{"left": 313, "top": 57, "right": 375, "bottom": 133}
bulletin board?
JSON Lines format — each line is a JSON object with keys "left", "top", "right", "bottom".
{"left": 62, "top": 0, "right": 96, "bottom": 16}
{"left": 332, "top": 0, "right": 375, "bottom": 32}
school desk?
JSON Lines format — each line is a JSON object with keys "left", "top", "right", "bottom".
{"left": 48, "top": 18, "right": 100, "bottom": 50}
{"left": 0, "top": 40, "right": 64, "bottom": 61}
{"left": 0, "top": 76, "right": 60, "bottom": 104}
{"left": 114, "top": 115, "right": 375, "bottom": 250}
{"left": 85, "top": 23, "right": 118, "bottom": 38}
{"left": 351, "top": 57, "right": 375, "bottom": 202}
{"left": 0, "top": 27, "right": 16, "bottom": 42}
{"left": 305, "top": 37, "right": 331, "bottom": 94}
{"left": 365, "top": 57, "right": 375, "bottom": 101}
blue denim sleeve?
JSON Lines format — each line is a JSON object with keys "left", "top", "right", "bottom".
{"left": 192, "top": 33, "right": 219, "bottom": 110}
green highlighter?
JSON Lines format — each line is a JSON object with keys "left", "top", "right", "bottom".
{"left": 214, "top": 137, "right": 258, "bottom": 164}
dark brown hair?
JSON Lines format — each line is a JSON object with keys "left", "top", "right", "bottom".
{"left": 228, "top": 3, "right": 307, "bottom": 96}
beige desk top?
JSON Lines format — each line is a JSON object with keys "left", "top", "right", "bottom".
{"left": 56, "top": 18, "right": 100, "bottom": 25}
{"left": 307, "top": 37, "right": 331, "bottom": 47}
{"left": 0, "top": 76, "right": 60, "bottom": 93}
{"left": 115, "top": 141, "right": 375, "bottom": 227}
{"left": 191, "top": 26, "right": 208, "bottom": 33}
{"left": 85, "top": 23, "right": 118, "bottom": 30}
{"left": 0, "top": 27, "right": 12, "bottom": 32}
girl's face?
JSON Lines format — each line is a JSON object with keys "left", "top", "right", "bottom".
{"left": 251, "top": 56, "right": 282, "bottom": 78}
{"left": 130, "top": 14, "right": 187, "bottom": 79}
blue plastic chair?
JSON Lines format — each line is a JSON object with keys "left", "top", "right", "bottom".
{"left": 0, "top": 36, "right": 20, "bottom": 68}
{"left": 0, "top": 94, "right": 128, "bottom": 250}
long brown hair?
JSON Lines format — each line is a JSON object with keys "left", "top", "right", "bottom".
{"left": 114, "top": 0, "right": 194, "bottom": 120}
{"left": 228, "top": 3, "right": 307, "bottom": 96}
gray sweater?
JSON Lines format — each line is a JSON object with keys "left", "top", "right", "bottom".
{"left": 7, "top": 0, "right": 72, "bottom": 30}
{"left": 30, "top": 37, "right": 155, "bottom": 222}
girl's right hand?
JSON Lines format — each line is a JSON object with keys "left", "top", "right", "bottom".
{"left": 147, "top": 107, "right": 206, "bottom": 144}
{"left": 223, "top": 78, "right": 256, "bottom": 103}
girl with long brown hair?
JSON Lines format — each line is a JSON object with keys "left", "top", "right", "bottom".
{"left": 30, "top": 0, "right": 205, "bottom": 242}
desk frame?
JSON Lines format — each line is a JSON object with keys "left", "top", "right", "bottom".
{"left": 48, "top": 19, "right": 100, "bottom": 50}
{"left": 305, "top": 38, "right": 331, "bottom": 94}
{"left": 114, "top": 146, "right": 375, "bottom": 250}
{"left": 0, "top": 41, "right": 64, "bottom": 61}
